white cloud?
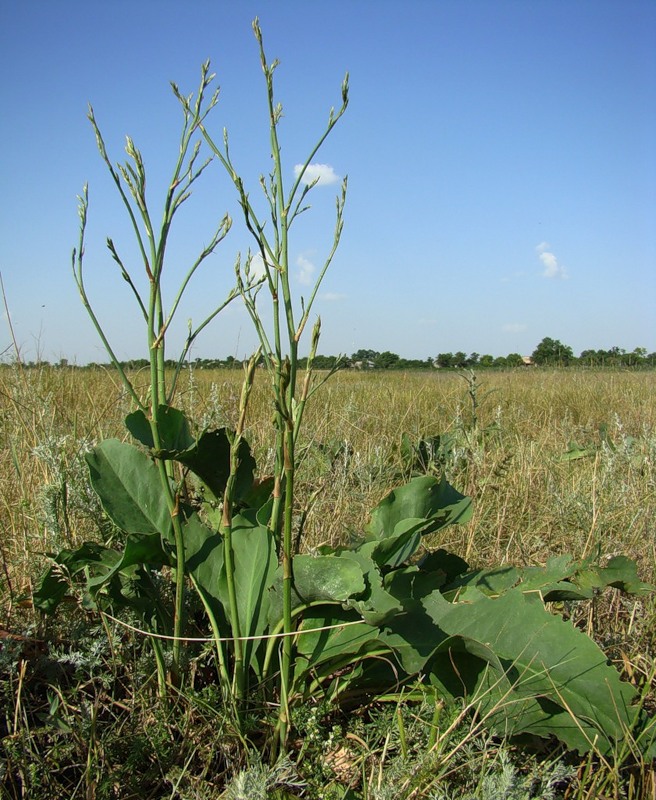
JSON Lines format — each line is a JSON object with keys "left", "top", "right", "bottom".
{"left": 322, "top": 292, "right": 347, "bottom": 301}
{"left": 502, "top": 323, "right": 527, "bottom": 333}
{"left": 247, "top": 252, "right": 268, "bottom": 279}
{"left": 294, "top": 163, "right": 340, "bottom": 186}
{"left": 535, "top": 242, "right": 568, "bottom": 279}
{"left": 297, "top": 254, "right": 315, "bottom": 285}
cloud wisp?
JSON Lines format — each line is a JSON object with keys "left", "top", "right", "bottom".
{"left": 294, "top": 163, "right": 340, "bottom": 186}
{"left": 502, "top": 322, "right": 527, "bottom": 333}
{"left": 536, "top": 242, "right": 568, "bottom": 280}
{"left": 297, "top": 254, "right": 315, "bottom": 286}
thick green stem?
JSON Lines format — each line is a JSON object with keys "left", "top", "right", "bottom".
{"left": 278, "top": 424, "right": 295, "bottom": 745}
{"left": 145, "top": 249, "right": 186, "bottom": 685}
{"left": 150, "top": 636, "right": 168, "bottom": 698}
{"left": 220, "top": 503, "right": 244, "bottom": 699}
{"left": 193, "top": 19, "right": 348, "bottom": 748}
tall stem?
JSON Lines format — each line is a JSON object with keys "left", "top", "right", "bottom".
{"left": 200, "top": 18, "right": 348, "bottom": 748}
{"left": 80, "top": 64, "right": 235, "bottom": 693}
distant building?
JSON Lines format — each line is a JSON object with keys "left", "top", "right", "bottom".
{"left": 521, "top": 356, "right": 536, "bottom": 366}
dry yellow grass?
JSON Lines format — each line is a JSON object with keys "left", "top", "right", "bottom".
{"left": 1, "top": 364, "right": 654, "bottom": 616}
{"left": 1, "top": 363, "right": 654, "bottom": 798}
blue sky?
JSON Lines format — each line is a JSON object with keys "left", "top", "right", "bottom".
{"left": 1, "top": 0, "right": 654, "bottom": 363}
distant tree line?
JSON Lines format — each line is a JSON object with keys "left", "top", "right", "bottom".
{"left": 6, "top": 338, "right": 655, "bottom": 370}
{"left": 346, "top": 339, "right": 656, "bottom": 369}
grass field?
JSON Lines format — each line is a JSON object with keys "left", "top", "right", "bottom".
{"left": 1, "top": 364, "right": 655, "bottom": 798}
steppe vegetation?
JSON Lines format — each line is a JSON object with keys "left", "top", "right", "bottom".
{"left": 1, "top": 19, "right": 655, "bottom": 800}
{"left": 1, "top": 365, "right": 654, "bottom": 798}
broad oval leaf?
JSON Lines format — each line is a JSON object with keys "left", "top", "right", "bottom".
{"left": 295, "top": 610, "right": 379, "bottom": 667}
{"left": 370, "top": 518, "right": 425, "bottom": 569}
{"left": 423, "top": 587, "right": 640, "bottom": 755}
{"left": 86, "top": 531, "right": 172, "bottom": 591}
{"left": 177, "top": 428, "right": 256, "bottom": 502}
{"left": 125, "top": 405, "right": 195, "bottom": 454}
{"left": 86, "top": 440, "right": 173, "bottom": 542}
{"left": 268, "top": 554, "right": 367, "bottom": 629}
{"left": 293, "top": 555, "right": 367, "bottom": 604}
{"left": 218, "top": 510, "right": 277, "bottom": 676}
{"left": 367, "top": 475, "right": 472, "bottom": 540}
{"left": 184, "top": 511, "right": 228, "bottom": 632}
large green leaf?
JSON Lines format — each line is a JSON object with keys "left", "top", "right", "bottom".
{"left": 422, "top": 588, "right": 640, "bottom": 754}
{"left": 218, "top": 510, "right": 277, "bottom": 676}
{"left": 573, "top": 555, "right": 654, "bottom": 596}
{"left": 294, "top": 609, "right": 384, "bottom": 697}
{"left": 86, "top": 531, "right": 171, "bottom": 592}
{"left": 295, "top": 611, "right": 379, "bottom": 666}
{"left": 443, "top": 553, "right": 654, "bottom": 603}
{"left": 184, "top": 511, "right": 228, "bottom": 632}
{"left": 177, "top": 428, "right": 256, "bottom": 502}
{"left": 125, "top": 414, "right": 258, "bottom": 505}
{"left": 370, "top": 518, "right": 425, "bottom": 569}
{"left": 268, "top": 553, "right": 367, "bottom": 628}
{"left": 33, "top": 542, "right": 118, "bottom": 613}
{"left": 32, "top": 537, "right": 172, "bottom": 631}
{"left": 86, "top": 439, "right": 173, "bottom": 542}
{"left": 292, "top": 555, "right": 366, "bottom": 603}
{"left": 379, "top": 610, "right": 448, "bottom": 676}
{"left": 125, "top": 406, "right": 195, "bottom": 453}
{"left": 341, "top": 542, "right": 404, "bottom": 626}
{"left": 383, "top": 565, "right": 448, "bottom": 610}
{"left": 366, "top": 475, "right": 472, "bottom": 540}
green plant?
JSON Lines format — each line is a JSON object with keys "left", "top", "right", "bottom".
{"left": 32, "top": 19, "right": 654, "bottom": 780}
{"left": 69, "top": 58, "right": 238, "bottom": 690}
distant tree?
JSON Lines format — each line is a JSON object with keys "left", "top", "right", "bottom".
{"left": 352, "top": 349, "right": 379, "bottom": 363}
{"left": 453, "top": 351, "right": 468, "bottom": 369}
{"left": 478, "top": 354, "right": 494, "bottom": 368}
{"left": 436, "top": 352, "right": 454, "bottom": 368}
{"left": 312, "top": 354, "right": 339, "bottom": 370}
{"left": 506, "top": 353, "right": 524, "bottom": 367}
{"left": 493, "top": 356, "right": 508, "bottom": 368}
{"left": 579, "top": 349, "right": 599, "bottom": 366}
{"left": 125, "top": 358, "right": 149, "bottom": 370}
{"left": 606, "top": 346, "right": 626, "bottom": 366}
{"left": 374, "top": 351, "right": 400, "bottom": 369}
{"left": 532, "top": 337, "right": 574, "bottom": 366}
{"left": 397, "top": 357, "right": 432, "bottom": 370}
{"left": 624, "top": 347, "right": 647, "bottom": 367}
{"left": 468, "top": 352, "right": 480, "bottom": 367}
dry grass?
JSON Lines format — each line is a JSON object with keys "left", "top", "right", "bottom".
{"left": 2, "top": 365, "right": 654, "bottom": 602}
{"left": 1, "top": 363, "right": 655, "bottom": 798}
